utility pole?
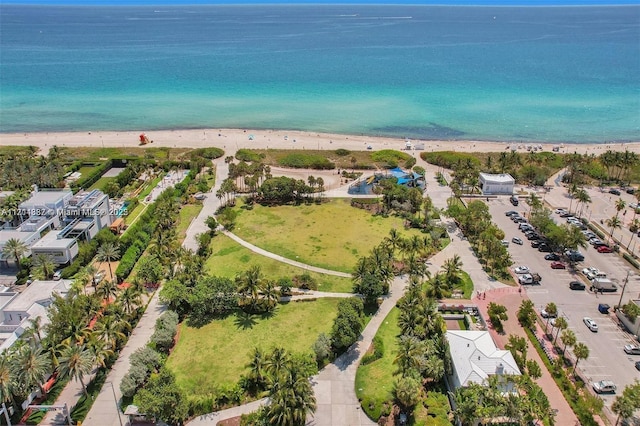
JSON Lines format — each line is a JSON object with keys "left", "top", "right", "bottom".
{"left": 617, "top": 270, "right": 632, "bottom": 309}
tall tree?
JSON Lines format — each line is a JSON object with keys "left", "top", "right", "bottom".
{"left": 572, "top": 342, "right": 589, "bottom": 376}
{"left": 32, "top": 254, "right": 58, "bottom": 280}
{"left": 0, "top": 354, "right": 16, "bottom": 406}
{"left": 2, "top": 238, "right": 28, "bottom": 270}
{"left": 560, "top": 329, "right": 576, "bottom": 357}
{"left": 58, "top": 345, "right": 94, "bottom": 396}
{"left": 96, "top": 242, "right": 120, "bottom": 281}
{"left": 12, "top": 345, "right": 50, "bottom": 397}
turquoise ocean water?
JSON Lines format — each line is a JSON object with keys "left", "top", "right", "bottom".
{"left": 0, "top": 4, "right": 639, "bottom": 143}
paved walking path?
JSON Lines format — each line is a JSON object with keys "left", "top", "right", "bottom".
{"left": 223, "top": 231, "right": 351, "bottom": 278}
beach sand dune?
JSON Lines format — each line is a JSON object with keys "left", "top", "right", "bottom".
{"left": 1, "top": 129, "right": 638, "bottom": 156}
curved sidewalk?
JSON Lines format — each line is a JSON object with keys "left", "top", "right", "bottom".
{"left": 222, "top": 231, "right": 351, "bottom": 278}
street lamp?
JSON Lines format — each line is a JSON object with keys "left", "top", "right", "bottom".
{"left": 617, "top": 270, "right": 632, "bottom": 310}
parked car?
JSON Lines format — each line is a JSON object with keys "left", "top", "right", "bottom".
{"left": 582, "top": 266, "right": 599, "bottom": 277}
{"left": 551, "top": 261, "right": 566, "bottom": 269}
{"left": 624, "top": 344, "right": 640, "bottom": 355}
{"left": 53, "top": 270, "right": 62, "bottom": 281}
{"left": 528, "top": 234, "right": 541, "bottom": 242}
{"left": 519, "top": 274, "right": 534, "bottom": 285}
{"left": 512, "top": 237, "right": 523, "bottom": 245}
{"left": 510, "top": 195, "right": 519, "bottom": 206}
{"left": 501, "top": 240, "right": 510, "bottom": 247}
{"left": 538, "top": 244, "right": 552, "bottom": 252}
{"left": 627, "top": 188, "right": 636, "bottom": 195}
{"left": 569, "top": 281, "right": 586, "bottom": 290}
{"left": 545, "top": 253, "right": 560, "bottom": 261}
{"left": 531, "top": 240, "right": 542, "bottom": 248}
{"left": 597, "top": 245, "right": 614, "bottom": 253}
{"left": 505, "top": 210, "right": 518, "bottom": 216}
{"left": 583, "top": 317, "right": 598, "bottom": 332}
{"left": 592, "top": 380, "right": 616, "bottom": 393}
{"left": 565, "top": 250, "right": 585, "bottom": 261}
{"left": 541, "top": 309, "right": 558, "bottom": 318}
{"left": 555, "top": 208, "right": 568, "bottom": 215}
{"left": 609, "top": 189, "right": 621, "bottom": 196}
{"left": 636, "top": 361, "right": 640, "bottom": 371}
{"left": 514, "top": 266, "right": 530, "bottom": 274}
{"left": 560, "top": 212, "right": 573, "bottom": 218}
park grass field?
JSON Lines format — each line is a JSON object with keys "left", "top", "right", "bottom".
{"left": 167, "top": 298, "right": 342, "bottom": 394}
{"left": 88, "top": 176, "right": 115, "bottom": 191}
{"left": 355, "top": 307, "right": 400, "bottom": 421}
{"left": 232, "top": 199, "right": 423, "bottom": 273}
{"left": 206, "top": 233, "right": 352, "bottom": 293}
{"left": 176, "top": 204, "right": 203, "bottom": 243}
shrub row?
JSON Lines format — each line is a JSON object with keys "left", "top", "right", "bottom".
{"left": 70, "top": 159, "right": 113, "bottom": 191}
{"left": 235, "top": 149, "right": 264, "bottom": 162}
{"left": 115, "top": 232, "right": 151, "bottom": 282}
{"left": 190, "top": 147, "right": 225, "bottom": 160}
{"left": 370, "top": 149, "right": 413, "bottom": 169}
{"left": 420, "top": 151, "right": 481, "bottom": 169}
{"left": 278, "top": 153, "right": 335, "bottom": 170}
{"left": 150, "top": 310, "right": 179, "bottom": 354}
{"left": 623, "top": 253, "right": 640, "bottom": 270}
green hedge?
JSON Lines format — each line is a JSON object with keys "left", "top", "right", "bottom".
{"left": 370, "top": 150, "right": 412, "bottom": 169}
{"left": 623, "top": 253, "right": 640, "bottom": 269}
{"left": 235, "top": 149, "right": 264, "bottom": 162}
{"left": 278, "top": 153, "right": 335, "bottom": 170}
{"left": 71, "top": 159, "right": 113, "bottom": 192}
{"left": 190, "top": 147, "right": 225, "bottom": 160}
{"left": 420, "top": 151, "right": 481, "bottom": 169}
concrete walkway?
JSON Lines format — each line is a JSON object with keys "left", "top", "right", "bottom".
{"left": 223, "top": 231, "right": 351, "bottom": 278}
{"left": 188, "top": 398, "right": 269, "bottom": 425}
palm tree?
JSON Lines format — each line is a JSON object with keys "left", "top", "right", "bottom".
{"left": 2, "top": 238, "right": 28, "bottom": 270}
{"left": 606, "top": 216, "right": 622, "bottom": 243}
{"left": 560, "top": 329, "right": 576, "bottom": 357}
{"left": 426, "top": 272, "right": 447, "bottom": 300}
{"left": 85, "top": 332, "right": 114, "bottom": 369}
{"left": 24, "top": 316, "right": 43, "bottom": 346}
{"left": 32, "top": 254, "right": 58, "bottom": 280}
{"left": 572, "top": 342, "right": 590, "bottom": 376}
{"left": 552, "top": 317, "right": 567, "bottom": 346}
{"left": 394, "top": 335, "right": 426, "bottom": 377}
{"left": 236, "top": 265, "right": 263, "bottom": 311}
{"left": 96, "top": 279, "right": 119, "bottom": 303}
{"left": 95, "top": 317, "right": 127, "bottom": 350}
{"left": 119, "top": 285, "right": 142, "bottom": 316}
{"left": 615, "top": 199, "right": 627, "bottom": 219}
{"left": 12, "top": 345, "right": 50, "bottom": 397}
{"left": 266, "top": 347, "right": 290, "bottom": 380}
{"left": 442, "top": 255, "right": 463, "bottom": 285}
{"left": 384, "top": 228, "right": 402, "bottom": 257}
{"left": 58, "top": 345, "right": 94, "bottom": 396}
{"left": 0, "top": 354, "right": 16, "bottom": 406}
{"left": 96, "top": 242, "right": 120, "bottom": 281}
{"left": 267, "top": 363, "right": 317, "bottom": 426}
{"left": 260, "top": 281, "right": 279, "bottom": 311}
{"left": 543, "top": 303, "right": 557, "bottom": 329}
{"left": 575, "top": 188, "right": 591, "bottom": 218}
{"left": 246, "top": 347, "right": 268, "bottom": 390}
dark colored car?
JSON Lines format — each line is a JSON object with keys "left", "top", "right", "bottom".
{"left": 510, "top": 196, "right": 519, "bottom": 206}
{"left": 531, "top": 240, "right": 542, "bottom": 248}
{"left": 527, "top": 233, "right": 541, "bottom": 241}
{"left": 545, "top": 253, "right": 560, "bottom": 261}
{"left": 609, "top": 189, "right": 621, "bottom": 196}
{"left": 570, "top": 281, "right": 586, "bottom": 290}
{"left": 636, "top": 361, "right": 640, "bottom": 371}
{"left": 505, "top": 210, "right": 518, "bottom": 216}
{"left": 560, "top": 212, "right": 573, "bottom": 218}
{"left": 538, "top": 244, "right": 553, "bottom": 252}
{"left": 565, "top": 250, "right": 585, "bottom": 262}
{"left": 551, "top": 261, "right": 566, "bottom": 269}
{"left": 627, "top": 188, "right": 636, "bottom": 195}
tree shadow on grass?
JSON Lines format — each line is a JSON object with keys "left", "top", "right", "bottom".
{"left": 234, "top": 311, "right": 258, "bottom": 330}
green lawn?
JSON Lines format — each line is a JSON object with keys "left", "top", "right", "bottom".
{"left": 206, "top": 233, "right": 353, "bottom": 293}
{"left": 88, "top": 176, "right": 115, "bottom": 191}
{"left": 232, "top": 199, "right": 423, "bottom": 273}
{"left": 124, "top": 203, "right": 146, "bottom": 226}
{"left": 166, "top": 298, "right": 342, "bottom": 394}
{"left": 138, "top": 173, "right": 164, "bottom": 199}
{"left": 355, "top": 307, "right": 400, "bottom": 421}
{"left": 176, "top": 204, "right": 203, "bottom": 243}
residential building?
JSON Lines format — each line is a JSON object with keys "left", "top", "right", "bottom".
{"left": 479, "top": 173, "right": 515, "bottom": 195}
{"left": 446, "top": 330, "right": 521, "bottom": 391}
{"left": 0, "top": 280, "right": 73, "bottom": 352}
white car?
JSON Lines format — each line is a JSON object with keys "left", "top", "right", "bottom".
{"left": 514, "top": 266, "right": 530, "bottom": 274}
{"left": 582, "top": 267, "right": 598, "bottom": 277}
{"left": 518, "top": 274, "right": 533, "bottom": 284}
{"left": 624, "top": 344, "right": 640, "bottom": 355}
{"left": 512, "top": 237, "right": 523, "bottom": 245}
{"left": 630, "top": 203, "right": 638, "bottom": 210}
{"left": 555, "top": 208, "right": 568, "bottom": 214}
{"left": 583, "top": 317, "right": 598, "bottom": 332}
{"left": 541, "top": 308, "right": 557, "bottom": 318}
{"left": 593, "top": 380, "right": 616, "bottom": 394}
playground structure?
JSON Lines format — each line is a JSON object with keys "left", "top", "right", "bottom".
{"left": 139, "top": 133, "right": 152, "bottom": 145}
{"left": 348, "top": 167, "right": 426, "bottom": 195}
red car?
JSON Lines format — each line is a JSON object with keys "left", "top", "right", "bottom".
{"left": 597, "top": 245, "right": 613, "bottom": 253}
{"left": 551, "top": 261, "right": 566, "bottom": 269}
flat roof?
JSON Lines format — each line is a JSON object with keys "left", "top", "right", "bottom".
{"left": 31, "top": 231, "right": 76, "bottom": 250}
{"left": 0, "top": 229, "right": 35, "bottom": 245}
{"left": 20, "top": 190, "right": 72, "bottom": 208}
{"left": 479, "top": 173, "right": 515, "bottom": 183}
{"left": 4, "top": 280, "right": 70, "bottom": 312}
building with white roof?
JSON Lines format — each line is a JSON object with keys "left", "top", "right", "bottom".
{"left": 446, "top": 330, "right": 521, "bottom": 390}
{"left": 479, "top": 173, "right": 515, "bottom": 195}
{"left": 0, "top": 279, "right": 73, "bottom": 351}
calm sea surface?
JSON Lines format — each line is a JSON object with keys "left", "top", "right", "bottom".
{"left": 1, "top": 4, "right": 639, "bottom": 142}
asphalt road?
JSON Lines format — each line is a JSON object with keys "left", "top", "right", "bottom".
{"left": 486, "top": 197, "right": 640, "bottom": 410}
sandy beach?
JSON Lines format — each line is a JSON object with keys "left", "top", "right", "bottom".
{"left": 1, "top": 129, "right": 639, "bottom": 155}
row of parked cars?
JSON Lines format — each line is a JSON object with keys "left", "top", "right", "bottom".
{"left": 556, "top": 209, "right": 615, "bottom": 253}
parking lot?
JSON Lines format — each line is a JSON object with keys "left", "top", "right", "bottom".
{"left": 486, "top": 196, "right": 640, "bottom": 409}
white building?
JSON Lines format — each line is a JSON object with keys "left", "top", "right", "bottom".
{"left": 479, "top": 173, "right": 515, "bottom": 195}
{"left": 446, "top": 330, "right": 521, "bottom": 390}
{"left": 0, "top": 188, "right": 112, "bottom": 267}
{"left": 0, "top": 280, "right": 73, "bottom": 352}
